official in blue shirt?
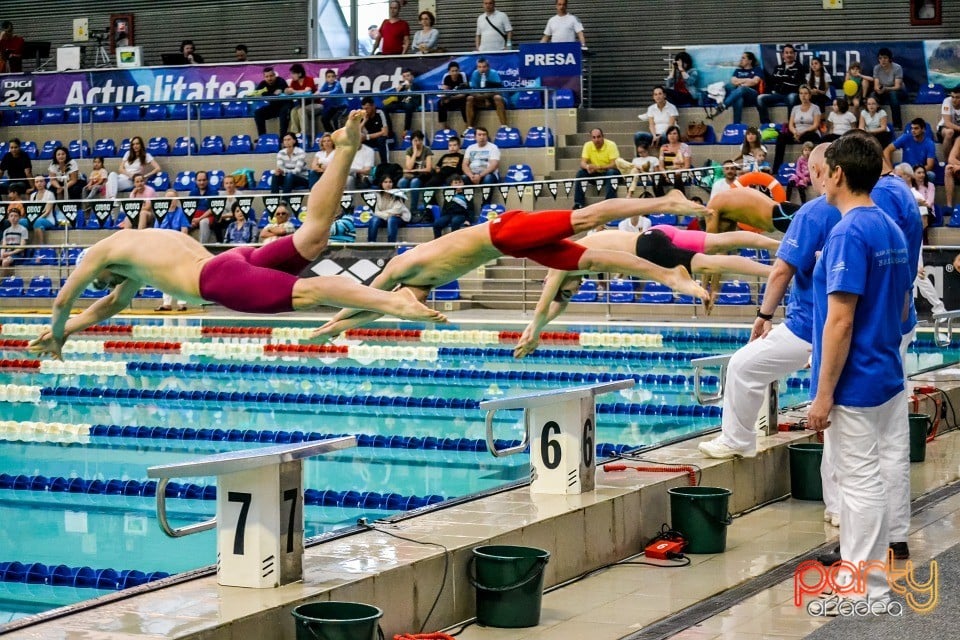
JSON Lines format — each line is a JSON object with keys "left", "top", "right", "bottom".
{"left": 466, "top": 58, "right": 508, "bottom": 129}
{"left": 809, "top": 132, "right": 913, "bottom": 605}
{"left": 701, "top": 143, "right": 841, "bottom": 461}
{"left": 883, "top": 117, "right": 937, "bottom": 183}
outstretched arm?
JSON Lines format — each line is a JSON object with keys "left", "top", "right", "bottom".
{"left": 514, "top": 271, "right": 576, "bottom": 358}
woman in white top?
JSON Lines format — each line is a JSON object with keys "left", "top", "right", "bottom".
{"left": 735, "top": 127, "right": 767, "bottom": 172}
{"left": 643, "top": 86, "right": 679, "bottom": 147}
{"left": 807, "top": 56, "right": 833, "bottom": 112}
{"left": 106, "top": 136, "right": 161, "bottom": 198}
{"left": 47, "top": 146, "right": 86, "bottom": 201}
{"left": 308, "top": 134, "right": 336, "bottom": 188}
{"left": 773, "top": 85, "right": 821, "bottom": 171}
{"left": 271, "top": 132, "right": 309, "bottom": 197}
{"left": 822, "top": 97, "right": 858, "bottom": 141}
{"left": 412, "top": 11, "right": 440, "bottom": 53}
{"left": 859, "top": 95, "right": 891, "bottom": 148}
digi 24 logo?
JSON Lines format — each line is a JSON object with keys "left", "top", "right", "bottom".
{"left": 2, "top": 78, "right": 36, "bottom": 107}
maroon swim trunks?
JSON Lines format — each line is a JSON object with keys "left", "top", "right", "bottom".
{"left": 198, "top": 235, "right": 312, "bottom": 313}
{"left": 486, "top": 210, "right": 586, "bottom": 271}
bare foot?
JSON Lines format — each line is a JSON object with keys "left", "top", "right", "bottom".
{"left": 704, "top": 291, "right": 716, "bottom": 316}
{"left": 662, "top": 189, "right": 707, "bottom": 217}
{"left": 393, "top": 287, "right": 449, "bottom": 323}
{"left": 309, "top": 324, "right": 339, "bottom": 342}
{"left": 332, "top": 110, "right": 365, "bottom": 149}
{"left": 666, "top": 265, "right": 709, "bottom": 301}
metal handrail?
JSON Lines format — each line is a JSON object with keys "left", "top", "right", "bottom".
{"left": 690, "top": 353, "right": 733, "bottom": 405}
{"left": 933, "top": 309, "right": 960, "bottom": 347}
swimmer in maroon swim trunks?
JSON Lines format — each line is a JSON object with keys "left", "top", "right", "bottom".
{"left": 28, "top": 111, "right": 446, "bottom": 360}
{"left": 514, "top": 226, "right": 780, "bottom": 357}
{"left": 311, "top": 191, "right": 712, "bottom": 341}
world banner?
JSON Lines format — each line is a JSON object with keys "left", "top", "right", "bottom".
{"left": 0, "top": 48, "right": 582, "bottom": 110}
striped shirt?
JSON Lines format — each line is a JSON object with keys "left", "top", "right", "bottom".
{"left": 276, "top": 147, "right": 307, "bottom": 177}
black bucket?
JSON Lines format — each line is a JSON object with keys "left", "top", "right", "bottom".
{"left": 668, "top": 486, "right": 732, "bottom": 553}
{"left": 909, "top": 413, "right": 930, "bottom": 463}
{"left": 788, "top": 443, "right": 824, "bottom": 501}
{"left": 291, "top": 601, "right": 384, "bottom": 640}
{"left": 470, "top": 545, "right": 550, "bottom": 628}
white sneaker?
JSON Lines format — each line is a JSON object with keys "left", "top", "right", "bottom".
{"left": 698, "top": 438, "right": 756, "bottom": 459}
{"left": 823, "top": 510, "right": 840, "bottom": 527}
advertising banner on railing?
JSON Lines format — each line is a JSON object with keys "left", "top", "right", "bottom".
{"left": 0, "top": 48, "right": 581, "bottom": 110}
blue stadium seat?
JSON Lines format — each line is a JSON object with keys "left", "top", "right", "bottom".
{"left": 92, "top": 106, "right": 115, "bottom": 123}
{"left": 686, "top": 125, "right": 716, "bottom": 145}
{"left": 147, "top": 136, "right": 171, "bottom": 156}
{"left": 1, "top": 276, "right": 24, "bottom": 289}
{"left": 16, "top": 109, "right": 40, "bottom": 125}
{"left": 648, "top": 214, "right": 678, "bottom": 226}
{"left": 514, "top": 91, "right": 543, "bottom": 109}
{"left": 63, "top": 107, "right": 81, "bottom": 124}
{"left": 571, "top": 279, "right": 598, "bottom": 303}
{"left": 461, "top": 127, "right": 477, "bottom": 147}
{"left": 20, "top": 141, "right": 37, "bottom": 159}
{"left": 80, "top": 288, "right": 109, "bottom": 299}
{"left": 29, "top": 276, "right": 52, "bottom": 288}
{"left": 716, "top": 280, "right": 753, "bottom": 305}
{"left": 118, "top": 138, "right": 131, "bottom": 156}
{"left": 174, "top": 171, "right": 197, "bottom": 191}
{"left": 199, "top": 135, "right": 225, "bottom": 155}
{"left": 30, "top": 248, "right": 58, "bottom": 266}
{"left": 170, "top": 103, "right": 193, "bottom": 120}
{"left": 431, "top": 128, "right": 456, "bottom": 150}
{"left": 256, "top": 170, "right": 273, "bottom": 191}
{"left": 398, "top": 132, "right": 412, "bottom": 151}
{"left": 41, "top": 108, "right": 65, "bottom": 125}
{"left": 916, "top": 84, "right": 946, "bottom": 105}
{"left": 256, "top": 134, "right": 280, "bottom": 154}
{"left": 227, "top": 134, "right": 254, "bottom": 154}
{"left": 223, "top": 101, "right": 249, "bottom": 118}
{"left": 39, "top": 140, "right": 62, "bottom": 161}
{"left": 494, "top": 126, "right": 523, "bottom": 148}
{"left": 947, "top": 208, "right": 960, "bottom": 228}
{"left": 69, "top": 139, "right": 90, "bottom": 159}
{"left": 720, "top": 123, "right": 748, "bottom": 145}
{"left": 553, "top": 89, "right": 575, "bottom": 108}
{"left": 931, "top": 204, "right": 948, "bottom": 228}
{"left": 207, "top": 170, "right": 225, "bottom": 190}
{"left": 933, "top": 161, "right": 946, "bottom": 187}
{"left": 116, "top": 105, "right": 142, "bottom": 122}
{"left": 504, "top": 164, "right": 534, "bottom": 183}
{"left": 352, "top": 205, "right": 373, "bottom": 227}
{"left": 64, "top": 248, "right": 83, "bottom": 265}
{"left": 776, "top": 162, "right": 797, "bottom": 187}
{"left": 137, "top": 287, "right": 164, "bottom": 299}
{"left": 428, "top": 280, "right": 460, "bottom": 301}
{"left": 608, "top": 279, "right": 636, "bottom": 303}
{"left": 524, "top": 126, "right": 555, "bottom": 148}
{"left": 478, "top": 204, "right": 505, "bottom": 223}
{"left": 148, "top": 171, "right": 171, "bottom": 191}
{"left": 171, "top": 136, "right": 197, "bottom": 156}
{"left": 144, "top": 104, "right": 168, "bottom": 121}
{"left": 93, "top": 138, "right": 117, "bottom": 158}
{"left": 0, "top": 286, "right": 21, "bottom": 297}
{"left": 199, "top": 102, "right": 223, "bottom": 119}
{"left": 639, "top": 282, "right": 675, "bottom": 304}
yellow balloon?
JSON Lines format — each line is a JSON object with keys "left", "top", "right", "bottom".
{"left": 843, "top": 79, "right": 859, "bottom": 97}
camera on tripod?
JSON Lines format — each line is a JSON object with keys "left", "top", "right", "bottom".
{"left": 90, "top": 27, "right": 111, "bottom": 43}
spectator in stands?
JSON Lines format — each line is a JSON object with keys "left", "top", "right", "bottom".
{"left": 369, "top": 175, "right": 411, "bottom": 242}
{"left": 883, "top": 117, "right": 937, "bottom": 183}
{"left": 806, "top": 56, "right": 832, "bottom": 112}
{"left": 212, "top": 175, "right": 244, "bottom": 241}
{"left": 427, "top": 136, "right": 465, "bottom": 191}
{"left": 476, "top": 0, "right": 512, "bottom": 52}
{"left": 640, "top": 86, "right": 679, "bottom": 148}
{"left": 271, "top": 133, "right": 310, "bottom": 200}
{"left": 574, "top": 128, "right": 619, "bottom": 209}
{"left": 912, "top": 164, "right": 936, "bottom": 228}
{"left": 615, "top": 142, "right": 660, "bottom": 197}
{"left": 316, "top": 69, "right": 347, "bottom": 133}
{"left": 122, "top": 174, "right": 156, "bottom": 230}
{"left": 28, "top": 176, "right": 57, "bottom": 243}
{"left": 541, "top": 0, "right": 586, "bottom": 46}
{"left": 224, "top": 202, "right": 259, "bottom": 244}
{"left": 259, "top": 203, "right": 295, "bottom": 243}
{"left": 710, "top": 160, "right": 740, "bottom": 198}
{"left": 106, "top": 136, "right": 161, "bottom": 198}
{"left": 0, "top": 138, "right": 33, "bottom": 196}
{"left": 359, "top": 25, "right": 379, "bottom": 56}
{"left": 714, "top": 52, "right": 762, "bottom": 124}
{"left": 373, "top": 0, "right": 410, "bottom": 55}
{"left": 0, "top": 21, "right": 24, "bottom": 73}
{"left": 309, "top": 134, "right": 336, "bottom": 188}
{"left": 398, "top": 130, "right": 433, "bottom": 214}
{"left": 937, "top": 85, "right": 960, "bottom": 157}
{"left": 872, "top": 47, "right": 907, "bottom": 131}
{"left": 466, "top": 58, "right": 507, "bottom": 128}
{"left": 286, "top": 63, "right": 319, "bottom": 136}
{"left": 843, "top": 61, "right": 872, "bottom": 114}
{"left": 47, "top": 146, "right": 85, "bottom": 202}
{"left": 1, "top": 208, "right": 28, "bottom": 272}
{"left": 757, "top": 44, "right": 805, "bottom": 124}
{"left": 753, "top": 147, "right": 772, "bottom": 174}
{"left": 664, "top": 52, "right": 699, "bottom": 107}
{"left": 822, "top": 97, "right": 857, "bottom": 142}
{"left": 462, "top": 126, "right": 501, "bottom": 194}
{"left": 773, "top": 85, "right": 821, "bottom": 171}
{"left": 180, "top": 40, "right": 204, "bottom": 64}
{"left": 360, "top": 97, "right": 391, "bottom": 164}
{"left": 735, "top": 127, "right": 767, "bottom": 171}
{"left": 4, "top": 185, "right": 24, "bottom": 222}
{"left": 234, "top": 44, "right": 248, "bottom": 62}
{"left": 433, "top": 175, "right": 473, "bottom": 238}
{"left": 945, "top": 138, "right": 960, "bottom": 215}
{"left": 438, "top": 62, "right": 469, "bottom": 130}
{"left": 385, "top": 69, "right": 421, "bottom": 138}
{"left": 412, "top": 10, "right": 440, "bottom": 53}
{"left": 188, "top": 171, "right": 219, "bottom": 243}
{"left": 81, "top": 156, "right": 108, "bottom": 216}
{"left": 859, "top": 95, "right": 891, "bottom": 148}
{"left": 251, "top": 67, "right": 292, "bottom": 138}
{"left": 346, "top": 143, "right": 377, "bottom": 191}
{"left": 659, "top": 125, "right": 692, "bottom": 195}
{"left": 787, "top": 141, "right": 814, "bottom": 203}
{"left": 154, "top": 189, "right": 191, "bottom": 311}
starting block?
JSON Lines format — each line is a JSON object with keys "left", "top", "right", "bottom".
{"left": 691, "top": 353, "right": 779, "bottom": 436}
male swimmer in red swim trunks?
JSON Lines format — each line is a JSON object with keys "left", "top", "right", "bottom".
{"left": 28, "top": 111, "right": 446, "bottom": 360}
{"left": 513, "top": 225, "right": 779, "bottom": 357}
{"left": 311, "top": 191, "right": 711, "bottom": 341}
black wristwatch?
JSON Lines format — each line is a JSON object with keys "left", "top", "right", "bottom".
{"left": 756, "top": 309, "right": 774, "bottom": 321}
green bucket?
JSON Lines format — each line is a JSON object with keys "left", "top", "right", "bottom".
{"left": 291, "top": 601, "right": 384, "bottom": 640}
{"left": 668, "top": 486, "right": 732, "bottom": 554}
{"left": 909, "top": 413, "right": 930, "bottom": 463}
{"left": 470, "top": 545, "right": 550, "bottom": 628}
{"left": 788, "top": 443, "right": 824, "bottom": 501}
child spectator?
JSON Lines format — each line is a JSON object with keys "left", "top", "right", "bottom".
{"left": 1, "top": 207, "right": 29, "bottom": 272}
{"left": 843, "top": 61, "right": 872, "bottom": 115}
{"left": 806, "top": 56, "right": 832, "bottom": 112}
{"left": 432, "top": 175, "right": 472, "bottom": 238}
{"left": 753, "top": 147, "right": 772, "bottom": 174}
{"left": 317, "top": 70, "right": 347, "bottom": 133}
{"left": 368, "top": 175, "right": 410, "bottom": 242}
{"left": 398, "top": 130, "right": 433, "bottom": 213}
{"left": 28, "top": 176, "right": 57, "bottom": 244}
{"left": 384, "top": 69, "right": 421, "bottom": 139}
{"left": 426, "top": 136, "right": 465, "bottom": 190}
{"left": 615, "top": 142, "right": 661, "bottom": 197}
{"left": 82, "top": 156, "right": 108, "bottom": 217}
{"left": 823, "top": 97, "right": 857, "bottom": 141}
{"left": 787, "top": 141, "right": 814, "bottom": 203}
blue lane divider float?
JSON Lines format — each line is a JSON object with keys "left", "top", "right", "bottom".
{"left": 86, "top": 424, "right": 640, "bottom": 458}
{"left": 125, "top": 361, "right": 723, "bottom": 388}
{"left": 0, "top": 473, "right": 446, "bottom": 511}
{"left": 0, "top": 561, "right": 169, "bottom": 590}
{"left": 435, "top": 347, "right": 719, "bottom": 363}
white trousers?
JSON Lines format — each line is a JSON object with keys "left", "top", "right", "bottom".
{"left": 832, "top": 391, "right": 906, "bottom": 602}
{"left": 106, "top": 172, "right": 134, "bottom": 199}
{"left": 718, "top": 323, "right": 811, "bottom": 453}
{"left": 822, "top": 330, "right": 912, "bottom": 541}
{"left": 915, "top": 273, "right": 946, "bottom": 315}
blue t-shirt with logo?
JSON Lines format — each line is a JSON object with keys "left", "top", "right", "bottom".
{"left": 775, "top": 195, "right": 842, "bottom": 343}
{"left": 811, "top": 205, "right": 912, "bottom": 407}
{"left": 871, "top": 174, "right": 921, "bottom": 333}
{"left": 731, "top": 68, "right": 761, "bottom": 85}
{"left": 892, "top": 132, "right": 936, "bottom": 168}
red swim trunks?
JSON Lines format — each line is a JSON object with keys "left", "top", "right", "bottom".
{"left": 487, "top": 210, "right": 586, "bottom": 271}
{"left": 198, "top": 235, "right": 312, "bottom": 313}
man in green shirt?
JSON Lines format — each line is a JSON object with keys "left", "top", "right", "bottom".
{"left": 575, "top": 128, "right": 620, "bottom": 208}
